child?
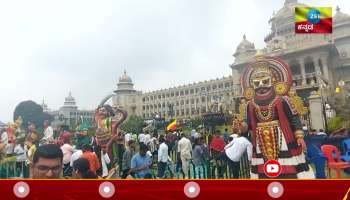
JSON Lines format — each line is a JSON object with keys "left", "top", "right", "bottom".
{"left": 25, "top": 140, "right": 37, "bottom": 166}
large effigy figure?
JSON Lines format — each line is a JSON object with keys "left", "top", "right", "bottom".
{"left": 240, "top": 55, "right": 314, "bottom": 178}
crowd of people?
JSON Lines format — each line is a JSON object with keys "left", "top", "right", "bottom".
{"left": 0, "top": 118, "right": 257, "bottom": 179}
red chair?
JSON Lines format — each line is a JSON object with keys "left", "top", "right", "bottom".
{"left": 321, "top": 145, "right": 350, "bottom": 178}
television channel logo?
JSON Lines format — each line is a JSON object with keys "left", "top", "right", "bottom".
{"left": 295, "top": 7, "right": 332, "bottom": 33}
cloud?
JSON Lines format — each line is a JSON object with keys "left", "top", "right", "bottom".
{"left": 0, "top": 0, "right": 349, "bottom": 122}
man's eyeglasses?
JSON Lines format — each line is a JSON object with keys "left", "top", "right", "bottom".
{"left": 35, "top": 165, "right": 62, "bottom": 173}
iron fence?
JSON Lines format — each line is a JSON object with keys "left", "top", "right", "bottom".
{"left": 0, "top": 156, "right": 29, "bottom": 178}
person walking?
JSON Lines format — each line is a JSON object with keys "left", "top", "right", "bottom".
{"left": 224, "top": 133, "right": 252, "bottom": 178}
{"left": 177, "top": 133, "right": 192, "bottom": 178}
{"left": 157, "top": 136, "right": 168, "bottom": 178}
{"left": 60, "top": 136, "right": 74, "bottom": 177}
{"left": 41, "top": 120, "right": 54, "bottom": 145}
{"left": 209, "top": 130, "right": 225, "bottom": 178}
{"left": 192, "top": 134, "right": 209, "bottom": 179}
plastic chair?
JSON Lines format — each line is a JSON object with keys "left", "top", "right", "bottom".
{"left": 341, "top": 139, "right": 350, "bottom": 162}
{"left": 321, "top": 145, "right": 350, "bottom": 178}
{"left": 306, "top": 144, "right": 326, "bottom": 178}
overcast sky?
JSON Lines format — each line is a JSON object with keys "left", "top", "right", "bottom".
{"left": 0, "top": 0, "right": 349, "bottom": 122}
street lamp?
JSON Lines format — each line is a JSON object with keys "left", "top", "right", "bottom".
{"left": 316, "top": 73, "right": 329, "bottom": 132}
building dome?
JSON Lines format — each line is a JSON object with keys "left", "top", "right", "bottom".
{"left": 63, "top": 92, "right": 77, "bottom": 109}
{"left": 265, "top": 0, "right": 306, "bottom": 42}
{"left": 334, "top": 6, "right": 350, "bottom": 25}
{"left": 115, "top": 70, "right": 136, "bottom": 93}
{"left": 271, "top": 0, "right": 306, "bottom": 21}
{"left": 119, "top": 70, "right": 132, "bottom": 83}
{"left": 234, "top": 35, "right": 256, "bottom": 56}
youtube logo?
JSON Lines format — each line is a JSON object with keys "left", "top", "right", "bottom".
{"left": 264, "top": 160, "right": 282, "bottom": 178}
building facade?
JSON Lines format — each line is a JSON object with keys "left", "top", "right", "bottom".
{"left": 44, "top": 92, "right": 94, "bottom": 130}
{"left": 112, "top": 71, "right": 235, "bottom": 120}
{"left": 112, "top": 0, "right": 350, "bottom": 126}
{"left": 141, "top": 76, "right": 235, "bottom": 119}
{"left": 112, "top": 71, "right": 143, "bottom": 117}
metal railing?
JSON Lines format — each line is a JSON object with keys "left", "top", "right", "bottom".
{"left": 167, "top": 150, "right": 250, "bottom": 179}
{"left": 0, "top": 156, "right": 29, "bottom": 178}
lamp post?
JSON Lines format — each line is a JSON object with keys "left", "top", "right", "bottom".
{"left": 316, "top": 73, "right": 329, "bottom": 132}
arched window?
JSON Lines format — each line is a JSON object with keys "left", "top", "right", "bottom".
{"left": 289, "top": 59, "right": 301, "bottom": 75}
{"left": 304, "top": 57, "right": 315, "bottom": 74}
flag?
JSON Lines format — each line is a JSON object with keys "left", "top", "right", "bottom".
{"left": 295, "top": 7, "right": 332, "bottom": 33}
{"left": 166, "top": 120, "right": 176, "bottom": 131}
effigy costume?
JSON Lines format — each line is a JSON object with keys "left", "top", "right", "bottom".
{"left": 94, "top": 105, "right": 127, "bottom": 166}
{"left": 240, "top": 55, "right": 314, "bottom": 178}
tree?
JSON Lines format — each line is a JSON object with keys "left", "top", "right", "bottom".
{"left": 327, "top": 116, "right": 343, "bottom": 133}
{"left": 120, "top": 116, "right": 144, "bottom": 134}
{"left": 13, "top": 100, "right": 53, "bottom": 131}
{"left": 190, "top": 117, "right": 203, "bottom": 129}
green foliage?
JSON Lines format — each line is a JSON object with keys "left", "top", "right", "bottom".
{"left": 13, "top": 100, "right": 53, "bottom": 131}
{"left": 120, "top": 116, "right": 144, "bottom": 134}
{"left": 327, "top": 116, "right": 344, "bottom": 133}
{"left": 329, "top": 92, "right": 350, "bottom": 121}
{"left": 190, "top": 117, "right": 203, "bottom": 129}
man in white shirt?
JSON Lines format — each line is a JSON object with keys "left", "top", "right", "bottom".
{"left": 138, "top": 133, "right": 145, "bottom": 144}
{"left": 157, "top": 136, "right": 168, "bottom": 178}
{"left": 70, "top": 149, "right": 83, "bottom": 167}
{"left": 124, "top": 132, "right": 132, "bottom": 148}
{"left": 42, "top": 120, "right": 54, "bottom": 144}
{"left": 224, "top": 134, "right": 252, "bottom": 178}
{"left": 144, "top": 132, "right": 151, "bottom": 146}
{"left": 177, "top": 133, "right": 192, "bottom": 178}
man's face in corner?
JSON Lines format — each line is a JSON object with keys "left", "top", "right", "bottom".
{"left": 31, "top": 158, "right": 62, "bottom": 179}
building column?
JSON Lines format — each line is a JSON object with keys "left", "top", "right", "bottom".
{"left": 313, "top": 57, "right": 321, "bottom": 86}
{"left": 299, "top": 58, "right": 306, "bottom": 85}
{"left": 320, "top": 56, "right": 330, "bottom": 80}
{"left": 308, "top": 92, "right": 325, "bottom": 130}
{"left": 313, "top": 57, "right": 321, "bottom": 75}
{"left": 232, "top": 69, "right": 240, "bottom": 85}
{"left": 205, "top": 95, "right": 208, "bottom": 112}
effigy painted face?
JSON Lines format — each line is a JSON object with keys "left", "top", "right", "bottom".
{"left": 252, "top": 70, "right": 273, "bottom": 96}
{"left": 98, "top": 107, "right": 109, "bottom": 119}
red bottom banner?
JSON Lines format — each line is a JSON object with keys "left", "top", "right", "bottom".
{"left": 2, "top": 179, "right": 350, "bottom": 200}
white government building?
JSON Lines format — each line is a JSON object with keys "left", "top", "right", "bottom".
{"left": 110, "top": 0, "right": 350, "bottom": 130}
{"left": 44, "top": 92, "right": 94, "bottom": 130}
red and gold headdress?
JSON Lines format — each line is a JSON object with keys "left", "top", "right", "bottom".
{"left": 240, "top": 55, "right": 293, "bottom": 100}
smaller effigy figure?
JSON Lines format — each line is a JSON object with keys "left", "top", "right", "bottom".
{"left": 94, "top": 105, "right": 127, "bottom": 168}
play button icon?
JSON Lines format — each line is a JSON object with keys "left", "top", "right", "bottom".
{"left": 264, "top": 160, "right": 282, "bottom": 178}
